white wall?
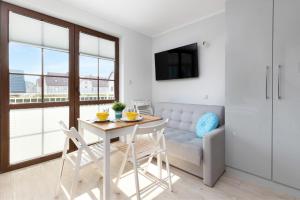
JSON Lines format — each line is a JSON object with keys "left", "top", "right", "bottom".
{"left": 4, "top": 0, "right": 152, "bottom": 104}
{"left": 152, "top": 13, "right": 225, "bottom": 105}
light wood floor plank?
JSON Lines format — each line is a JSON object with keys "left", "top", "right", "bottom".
{"left": 0, "top": 152, "right": 297, "bottom": 200}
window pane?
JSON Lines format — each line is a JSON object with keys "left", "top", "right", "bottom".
{"left": 9, "top": 42, "right": 42, "bottom": 75}
{"left": 44, "top": 107, "right": 69, "bottom": 131}
{"left": 44, "top": 107, "right": 68, "bottom": 154}
{"left": 44, "top": 49, "right": 69, "bottom": 76}
{"left": 44, "top": 131, "right": 65, "bottom": 155}
{"left": 99, "top": 80, "right": 115, "bottom": 100}
{"left": 80, "top": 55, "right": 98, "bottom": 78}
{"left": 10, "top": 108, "right": 43, "bottom": 164}
{"left": 9, "top": 12, "right": 69, "bottom": 51}
{"left": 99, "top": 38, "right": 115, "bottom": 59}
{"left": 80, "top": 33, "right": 98, "bottom": 56}
{"left": 10, "top": 135, "right": 42, "bottom": 164}
{"left": 10, "top": 109, "right": 42, "bottom": 138}
{"left": 79, "top": 104, "right": 113, "bottom": 144}
{"left": 43, "top": 22, "right": 69, "bottom": 50}
{"left": 9, "top": 12, "right": 42, "bottom": 46}
{"left": 80, "top": 79, "right": 98, "bottom": 101}
{"left": 44, "top": 77, "right": 68, "bottom": 102}
{"left": 80, "top": 104, "right": 100, "bottom": 119}
{"left": 80, "top": 104, "right": 113, "bottom": 120}
{"left": 80, "top": 33, "right": 115, "bottom": 58}
{"left": 99, "top": 59, "right": 114, "bottom": 80}
{"left": 10, "top": 75, "right": 41, "bottom": 104}
{"left": 9, "top": 107, "right": 69, "bottom": 164}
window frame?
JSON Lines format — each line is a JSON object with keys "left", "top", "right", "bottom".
{"left": 0, "top": 2, "right": 119, "bottom": 173}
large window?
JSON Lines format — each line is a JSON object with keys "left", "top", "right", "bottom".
{"left": 0, "top": 3, "right": 119, "bottom": 171}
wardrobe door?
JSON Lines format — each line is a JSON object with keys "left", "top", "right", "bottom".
{"left": 226, "top": 0, "right": 273, "bottom": 178}
{"left": 273, "top": 0, "right": 300, "bottom": 189}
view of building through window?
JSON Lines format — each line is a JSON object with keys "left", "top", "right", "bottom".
{"left": 9, "top": 42, "right": 115, "bottom": 104}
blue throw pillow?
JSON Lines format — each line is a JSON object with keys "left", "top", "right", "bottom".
{"left": 196, "top": 112, "right": 219, "bottom": 138}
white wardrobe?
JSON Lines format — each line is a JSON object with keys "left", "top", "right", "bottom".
{"left": 226, "top": 0, "right": 300, "bottom": 189}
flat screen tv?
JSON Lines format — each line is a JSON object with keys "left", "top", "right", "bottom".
{"left": 155, "top": 43, "right": 199, "bottom": 80}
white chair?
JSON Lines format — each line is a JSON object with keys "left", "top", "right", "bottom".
{"left": 56, "top": 121, "right": 110, "bottom": 199}
{"left": 132, "top": 100, "right": 154, "bottom": 116}
{"left": 115, "top": 119, "right": 172, "bottom": 200}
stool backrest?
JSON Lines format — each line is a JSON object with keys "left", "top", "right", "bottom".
{"left": 132, "top": 100, "right": 154, "bottom": 115}
{"left": 134, "top": 119, "right": 168, "bottom": 136}
{"left": 58, "top": 121, "right": 97, "bottom": 162}
{"left": 130, "top": 119, "right": 168, "bottom": 145}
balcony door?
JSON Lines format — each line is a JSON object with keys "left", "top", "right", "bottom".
{"left": 0, "top": 3, "right": 119, "bottom": 172}
{"left": 75, "top": 27, "right": 119, "bottom": 144}
{"left": 0, "top": 5, "right": 75, "bottom": 171}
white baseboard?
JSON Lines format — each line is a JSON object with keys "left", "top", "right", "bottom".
{"left": 226, "top": 167, "right": 300, "bottom": 198}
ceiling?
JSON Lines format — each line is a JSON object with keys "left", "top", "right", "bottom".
{"left": 59, "top": 0, "right": 225, "bottom": 37}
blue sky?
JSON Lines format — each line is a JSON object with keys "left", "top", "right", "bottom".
{"left": 9, "top": 42, "right": 114, "bottom": 79}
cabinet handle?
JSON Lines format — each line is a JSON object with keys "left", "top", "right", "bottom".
{"left": 278, "top": 65, "right": 282, "bottom": 99}
{"left": 266, "top": 66, "right": 269, "bottom": 99}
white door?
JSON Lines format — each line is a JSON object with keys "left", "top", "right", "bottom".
{"left": 273, "top": 0, "right": 300, "bottom": 189}
{"left": 225, "top": 0, "right": 273, "bottom": 178}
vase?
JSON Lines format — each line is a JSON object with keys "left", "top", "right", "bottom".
{"left": 115, "top": 111, "right": 123, "bottom": 119}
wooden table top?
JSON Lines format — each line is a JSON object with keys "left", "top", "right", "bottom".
{"left": 78, "top": 115, "right": 162, "bottom": 132}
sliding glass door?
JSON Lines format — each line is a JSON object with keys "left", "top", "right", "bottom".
{"left": 0, "top": 2, "right": 119, "bottom": 172}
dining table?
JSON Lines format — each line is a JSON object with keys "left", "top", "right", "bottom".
{"left": 77, "top": 114, "right": 162, "bottom": 200}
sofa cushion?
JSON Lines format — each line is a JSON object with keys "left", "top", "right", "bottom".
{"left": 155, "top": 102, "right": 224, "bottom": 132}
{"left": 196, "top": 112, "right": 220, "bottom": 138}
{"left": 164, "top": 127, "right": 203, "bottom": 166}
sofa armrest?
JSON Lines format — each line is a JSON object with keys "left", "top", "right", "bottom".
{"left": 202, "top": 126, "right": 225, "bottom": 187}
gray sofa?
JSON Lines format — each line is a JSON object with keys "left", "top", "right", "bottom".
{"left": 154, "top": 102, "right": 225, "bottom": 187}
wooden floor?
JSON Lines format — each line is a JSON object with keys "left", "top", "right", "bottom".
{"left": 0, "top": 151, "right": 297, "bottom": 200}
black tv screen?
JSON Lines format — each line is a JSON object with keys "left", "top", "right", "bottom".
{"left": 155, "top": 43, "right": 199, "bottom": 80}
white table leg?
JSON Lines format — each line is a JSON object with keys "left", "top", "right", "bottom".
{"left": 156, "top": 134, "right": 162, "bottom": 179}
{"left": 103, "top": 135, "right": 111, "bottom": 200}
